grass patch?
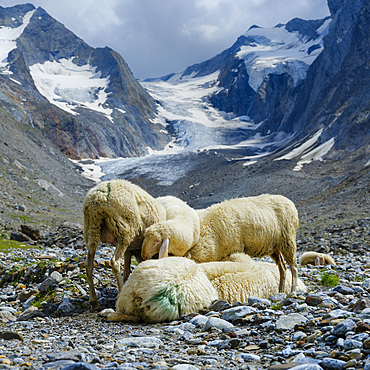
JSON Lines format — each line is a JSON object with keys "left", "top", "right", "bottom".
{"left": 271, "top": 302, "right": 284, "bottom": 310}
{"left": 320, "top": 271, "right": 339, "bottom": 286}
{"left": 0, "top": 237, "right": 33, "bottom": 253}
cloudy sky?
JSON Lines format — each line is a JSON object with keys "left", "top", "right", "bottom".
{"left": 2, "top": 0, "right": 330, "bottom": 79}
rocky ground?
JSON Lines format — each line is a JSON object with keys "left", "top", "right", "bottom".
{"left": 0, "top": 209, "right": 369, "bottom": 369}
{"left": 0, "top": 135, "right": 369, "bottom": 369}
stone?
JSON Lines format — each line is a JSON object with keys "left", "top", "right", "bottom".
{"left": 343, "top": 339, "right": 362, "bottom": 350}
{"left": 332, "top": 319, "right": 356, "bottom": 337}
{"left": 320, "top": 358, "right": 346, "bottom": 369}
{"left": 0, "top": 311, "right": 16, "bottom": 323}
{"left": 275, "top": 313, "right": 307, "bottom": 331}
{"left": 202, "top": 317, "right": 235, "bottom": 332}
{"left": 20, "top": 224, "right": 40, "bottom": 240}
{"left": 0, "top": 331, "right": 24, "bottom": 341}
{"left": 189, "top": 314, "right": 208, "bottom": 327}
{"left": 115, "top": 336, "right": 163, "bottom": 349}
{"left": 221, "top": 306, "right": 256, "bottom": 322}
{"left": 59, "top": 362, "right": 100, "bottom": 370}
{"left": 305, "top": 295, "right": 322, "bottom": 306}
{"left": 209, "top": 300, "right": 231, "bottom": 311}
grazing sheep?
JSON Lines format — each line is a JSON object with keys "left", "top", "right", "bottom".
{"left": 108, "top": 255, "right": 306, "bottom": 323}
{"left": 141, "top": 196, "right": 200, "bottom": 260}
{"left": 300, "top": 252, "right": 336, "bottom": 266}
{"left": 83, "top": 179, "right": 166, "bottom": 310}
{"left": 108, "top": 257, "right": 218, "bottom": 323}
{"left": 184, "top": 194, "right": 299, "bottom": 294}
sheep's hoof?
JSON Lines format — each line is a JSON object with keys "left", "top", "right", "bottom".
{"left": 90, "top": 300, "right": 100, "bottom": 311}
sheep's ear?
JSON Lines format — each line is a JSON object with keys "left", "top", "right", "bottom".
{"left": 158, "top": 238, "right": 169, "bottom": 258}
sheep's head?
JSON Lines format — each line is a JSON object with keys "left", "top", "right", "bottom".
{"left": 142, "top": 229, "right": 169, "bottom": 260}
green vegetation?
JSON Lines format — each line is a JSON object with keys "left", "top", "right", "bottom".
{"left": 320, "top": 271, "right": 339, "bottom": 286}
{"left": 271, "top": 302, "right": 284, "bottom": 310}
{"left": 0, "top": 236, "right": 33, "bottom": 253}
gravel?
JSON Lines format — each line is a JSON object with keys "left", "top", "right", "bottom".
{"left": 0, "top": 217, "right": 369, "bottom": 369}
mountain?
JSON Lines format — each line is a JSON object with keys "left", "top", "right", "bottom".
{"left": 0, "top": 4, "right": 169, "bottom": 159}
{"left": 149, "top": 0, "right": 368, "bottom": 162}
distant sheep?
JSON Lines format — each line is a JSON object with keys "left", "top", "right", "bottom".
{"left": 141, "top": 196, "right": 200, "bottom": 260}
{"left": 300, "top": 252, "right": 336, "bottom": 266}
{"left": 108, "top": 257, "right": 218, "bottom": 323}
{"left": 184, "top": 194, "right": 299, "bottom": 294}
{"left": 108, "top": 255, "right": 306, "bottom": 323}
{"left": 83, "top": 179, "right": 166, "bottom": 310}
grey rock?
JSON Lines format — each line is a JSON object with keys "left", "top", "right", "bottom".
{"left": 221, "top": 306, "right": 256, "bottom": 322}
{"left": 38, "top": 277, "right": 58, "bottom": 293}
{"left": 189, "top": 314, "right": 208, "bottom": 327}
{"left": 275, "top": 313, "right": 307, "bottom": 331}
{"left": 115, "top": 336, "right": 163, "bottom": 349}
{"left": 61, "top": 362, "right": 100, "bottom": 370}
{"left": 247, "top": 297, "right": 271, "bottom": 307}
{"left": 332, "top": 319, "right": 356, "bottom": 337}
{"left": 202, "top": 317, "right": 235, "bottom": 332}
{"left": 50, "top": 270, "right": 63, "bottom": 283}
{"left": 320, "top": 357, "right": 346, "bottom": 369}
{"left": 56, "top": 299, "right": 75, "bottom": 316}
{"left": 343, "top": 339, "right": 362, "bottom": 350}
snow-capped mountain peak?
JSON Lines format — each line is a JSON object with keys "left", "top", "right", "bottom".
{"left": 0, "top": 7, "right": 35, "bottom": 74}
{"left": 237, "top": 18, "right": 331, "bottom": 90}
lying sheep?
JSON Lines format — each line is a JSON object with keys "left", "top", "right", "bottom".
{"left": 141, "top": 196, "right": 200, "bottom": 260}
{"left": 184, "top": 194, "right": 299, "bottom": 294}
{"left": 107, "top": 255, "right": 306, "bottom": 323}
{"left": 108, "top": 257, "right": 218, "bottom": 323}
{"left": 205, "top": 253, "right": 306, "bottom": 303}
{"left": 300, "top": 251, "right": 336, "bottom": 266}
{"left": 83, "top": 179, "right": 166, "bottom": 310}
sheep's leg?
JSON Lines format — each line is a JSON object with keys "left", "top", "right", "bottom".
{"left": 271, "top": 251, "right": 287, "bottom": 293}
{"left": 111, "top": 246, "right": 126, "bottom": 293}
{"left": 289, "top": 260, "right": 299, "bottom": 293}
{"left": 86, "top": 249, "right": 100, "bottom": 311}
{"left": 123, "top": 249, "right": 132, "bottom": 282}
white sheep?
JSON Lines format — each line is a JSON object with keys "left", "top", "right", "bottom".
{"left": 141, "top": 196, "right": 200, "bottom": 260}
{"left": 83, "top": 179, "right": 166, "bottom": 310}
{"left": 204, "top": 253, "right": 306, "bottom": 303}
{"left": 183, "top": 194, "right": 299, "bottom": 294}
{"left": 108, "top": 255, "right": 306, "bottom": 323}
{"left": 300, "top": 251, "right": 336, "bottom": 266}
{"left": 108, "top": 257, "right": 218, "bottom": 323}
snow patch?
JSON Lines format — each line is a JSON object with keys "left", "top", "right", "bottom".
{"left": 293, "top": 138, "right": 334, "bottom": 171}
{"left": 0, "top": 9, "right": 35, "bottom": 74}
{"left": 276, "top": 129, "right": 334, "bottom": 171}
{"left": 276, "top": 129, "right": 323, "bottom": 160}
{"left": 29, "top": 58, "right": 113, "bottom": 119}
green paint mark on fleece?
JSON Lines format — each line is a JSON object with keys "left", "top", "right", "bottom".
{"left": 149, "top": 286, "right": 183, "bottom": 315}
{"left": 96, "top": 182, "right": 111, "bottom": 202}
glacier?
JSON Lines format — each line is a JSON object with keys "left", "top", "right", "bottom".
{"left": 29, "top": 58, "right": 113, "bottom": 120}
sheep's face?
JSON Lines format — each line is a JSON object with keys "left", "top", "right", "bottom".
{"left": 141, "top": 231, "right": 163, "bottom": 260}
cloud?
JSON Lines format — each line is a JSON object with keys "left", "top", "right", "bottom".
{"left": 1, "top": 0, "right": 329, "bottom": 79}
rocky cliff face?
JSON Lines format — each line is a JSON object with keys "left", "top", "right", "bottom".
{"left": 274, "top": 0, "right": 369, "bottom": 151}
{"left": 0, "top": 4, "right": 169, "bottom": 159}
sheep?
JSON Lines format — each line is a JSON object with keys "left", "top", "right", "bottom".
{"left": 300, "top": 252, "right": 336, "bottom": 266}
{"left": 108, "top": 257, "right": 218, "bottom": 323}
{"left": 141, "top": 196, "right": 200, "bottom": 261}
{"left": 83, "top": 179, "right": 166, "bottom": 310}
{"left": 183, "top": 194, "right": 299, "bottom": 294}
{"left": 107, "top": 255, "right": 306, "bottom": 323}
{"left": 203, "top": 253, "right": 306, "bottom": 303}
